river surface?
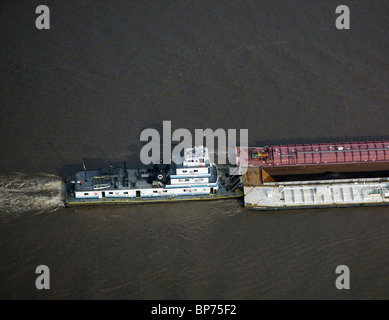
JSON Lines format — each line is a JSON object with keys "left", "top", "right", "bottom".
{"left": 1, "top": 0, "right": 388, "bottom": 299}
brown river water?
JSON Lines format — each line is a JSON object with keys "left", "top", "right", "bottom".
{"left": 0, "top": 0, "right": 388, "bottom": 299}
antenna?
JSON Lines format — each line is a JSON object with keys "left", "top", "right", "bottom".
{"left": 82, "top": 159, "right": 88, "bottom": 182}
{"left": 123, "top": 161, "right": 128, "bottom": 187}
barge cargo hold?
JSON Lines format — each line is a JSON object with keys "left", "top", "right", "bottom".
{"left": 236, "top": 140, "right": 389, "bottom": 211}
{"left": 244, "top": 178, "right": 389, "bottom": 210}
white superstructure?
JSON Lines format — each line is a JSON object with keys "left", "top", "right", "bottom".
{"left": 167, "top": 146, "right": 218, "bottom": 191}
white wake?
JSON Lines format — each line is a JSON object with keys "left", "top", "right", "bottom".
{"left": 0, "top": 173, "right": 65, "bottom": 214}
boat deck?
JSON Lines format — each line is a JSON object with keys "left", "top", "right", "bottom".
{"left": 65, "top": 167, "right": 243, "bottom": 207}
{"left": 72, "top": 165, "right": 218, "bottom": 192}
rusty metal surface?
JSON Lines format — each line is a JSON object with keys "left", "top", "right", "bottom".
{"left": 237, "top": 140, "right": 389, "bottom": 167}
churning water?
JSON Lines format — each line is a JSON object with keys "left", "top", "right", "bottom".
{"left": 0, "top": 173, "right": 65, "bottom": 215}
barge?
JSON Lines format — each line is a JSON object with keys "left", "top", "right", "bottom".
{"left": 65, "top": 146, "right": 243, "bottom": 207}
{"left": 236, "top": 140, "right": 389, "bottom": 210}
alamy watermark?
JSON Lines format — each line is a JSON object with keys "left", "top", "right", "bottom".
{"left": 139, "top": 121, "right": 249, "bottom": 172}
{"left": 335, "top": 5, "right": 350, "bottom": 30}
{"left": 35, "top": 5, "right": 50, "bottom": 30}
{"left": 35, "top": 265, "right": 50, "bottom": 290}
{"left": 335, "top": 265, "right": 350, "bottom": 290}
{"left": 35, "top": 5, "right": 350, "bottom": 31}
